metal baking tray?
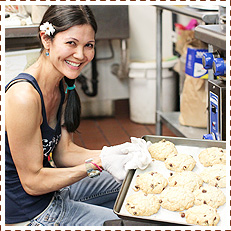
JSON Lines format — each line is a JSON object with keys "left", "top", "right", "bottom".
{"left": 114, "top": 135, "right": 227, "bottom": 226}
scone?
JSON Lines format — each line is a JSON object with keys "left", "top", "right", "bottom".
{"left": 200, "top": 164, "right": 226, "bottom": 188}
{"left": 184, "top": 205, "right": 220, "bottom": 226}
{"left": 159, "top": 187, "right": 194, "bottom": 211}
{"left": 193, "top": 185, "right": 226, "bottom": 208}
{"left": 199, "top": 147, "right": 226, "bottom": 167}
{"left": 164, "top": 153, "right": 196, "bottom": 172}
{"left": 168, "top": 171, "right": 203, "bottom": 192}
{"left": 134, "top": 171, "right": 168, "bottom": 194}
{"left": 125, "top": 191, "right": 160, "bottom": 216}
{"left": 148, "top": 139, "right": 178, "bottom": 161}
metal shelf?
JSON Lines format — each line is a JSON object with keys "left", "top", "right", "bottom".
{"left": 5, "top": 25, "right": 39, "bottom": 38}
{"left": 194, "top": 25, "right": 226, "bottom": 50}
{"left": 156, "top": 5, "right": 219, "bottom": 24}
{"left": 5, "top": 6, "right": 129, "bottom": 40}
{"left": 155, "top": 5, "right": 219, "bottom": 139}
{"left": 159, "top": 111, "right": 207, "bottom": 139}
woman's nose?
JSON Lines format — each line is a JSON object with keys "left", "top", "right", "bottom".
{"left": 73, "top": 47, "right": 85, "bottom": 60}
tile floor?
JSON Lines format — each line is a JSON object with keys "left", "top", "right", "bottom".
{"left": 73, "top": 99, "right": 176, "bottom": 149}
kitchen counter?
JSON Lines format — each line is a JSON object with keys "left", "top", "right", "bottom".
{"left": 156, "top": 5, "right": 219, "bottom": 24}
{"left": 5, "top": 25, "right": 39, "bottom": 38}
{"left": 194, "top": 25, "right": 226, "bottom": 50}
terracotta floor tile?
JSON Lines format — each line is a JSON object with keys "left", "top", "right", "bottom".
{"left": 74, "top": 99, "right": 177, "bottom": 149}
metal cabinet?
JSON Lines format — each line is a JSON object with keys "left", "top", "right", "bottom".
{"left": 155, "top": 5, "right": 220, "bottom": 139}
{"left": 5, "top": 6, "right": 129, "bottom": 52}
{"left": 194, "top": 24, "right": 226, "bottom": 141}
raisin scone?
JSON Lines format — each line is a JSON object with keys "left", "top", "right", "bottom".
{"left": 148, "top": 139, "right": 178, "bottom": 161}
{"left": 125, "top": 191, "right": 160, "bottom": 216}
{"left": 193, "top": 185, "right": 226, "bottom": 208}
{"left": 168, "top": 171, "right": 203, "bottom": 192}
{"left": 159, "top": 187, "right": 194, "bottom": 211}
{"left": 184, "top": 204, "right": 220, "bottom": 226}
{"left": 134, "top": 171, "right": 168, "bottom": 194}
{"left": 164, "top": 153, "right": 196, "bottom": 172}
{"left": 199, "top": 147, "right": 226, "bottom": 167}
{"left": 200, "top": 164, "right": 226, "bottom": 188}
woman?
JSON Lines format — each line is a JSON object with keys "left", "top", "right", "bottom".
{"left": 5, "top": 5, "right": 151, "bottom": 226}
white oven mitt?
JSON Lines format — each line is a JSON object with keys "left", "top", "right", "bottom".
{"left": 100, "top": 137, "right": 152, "bottom": 182}
{"left": 124, "top": 137, "right": 152, "bottom": 171}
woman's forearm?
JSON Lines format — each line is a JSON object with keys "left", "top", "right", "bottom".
{"left": 22, "top": 164, "right": 87, "bottom": 196}
{"left": 53, "top": 127, "right": 102, "bottom": 168}
{"left": 53, "top": 142, "right": 102, "bottom": 168}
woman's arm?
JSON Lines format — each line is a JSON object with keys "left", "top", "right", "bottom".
{"left": 52, "top": 94, "right": 102, "bottom": 169}
{"left": 5, "top": 83, "right": 92, "bottom": 196}
{"left": 52, "top": 127, "right": 102, "bottom": 168}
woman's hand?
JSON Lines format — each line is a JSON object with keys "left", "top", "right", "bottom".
{"left": 100, "top": 137, "right": 152, "bottom": 182}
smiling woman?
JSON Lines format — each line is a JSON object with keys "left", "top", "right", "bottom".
{"left": 5, "top": 5, "right": 121, "bottom": 226}
{"left": 5, "top": 5, "right": 153, "bottom": 227}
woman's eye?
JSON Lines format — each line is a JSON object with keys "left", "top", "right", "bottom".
{"left": 66, "top": 41, "right": 76, "bottom": 46}
{"left": 86, "top": 43, "right": 94, "bottom": 49}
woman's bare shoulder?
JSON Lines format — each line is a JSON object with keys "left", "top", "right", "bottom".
{"left": 5, "top": 81, "right": 42, "bottom": 128}
{"left": 6, "top": 81, "right": 40, "bottom": 107}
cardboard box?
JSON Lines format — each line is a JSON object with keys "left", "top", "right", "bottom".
{"left": 185, "top": 47, "right": 208, "bottom": 79}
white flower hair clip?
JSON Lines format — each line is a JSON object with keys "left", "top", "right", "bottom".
{"left": 40, "top": 22, "right": 55, "bottom": 36}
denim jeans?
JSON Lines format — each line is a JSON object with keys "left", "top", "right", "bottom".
{"left": 27, "top": 171, "right": 121, "bottom": 226}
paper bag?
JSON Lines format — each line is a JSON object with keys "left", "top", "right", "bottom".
{"left": 175, "top": 29, "right": 194, "bottom": 55}
{"left": 179, "top": 75, "right": 207, "bottom": 128}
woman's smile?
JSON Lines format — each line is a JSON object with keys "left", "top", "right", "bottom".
{"left": 65, "top": 60, "right": 81, "bottom": 69}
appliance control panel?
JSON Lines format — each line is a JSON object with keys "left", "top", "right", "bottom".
{"left": 209, "top": 91, "right": 219, "bottom": 140}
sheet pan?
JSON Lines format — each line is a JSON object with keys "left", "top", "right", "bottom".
{"left": 114, "top": 135, "right": 227, "bottom": 226}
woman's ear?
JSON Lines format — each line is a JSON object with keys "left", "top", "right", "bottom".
{"left": 40, "top": 31, "right": 51, "bottom": 50}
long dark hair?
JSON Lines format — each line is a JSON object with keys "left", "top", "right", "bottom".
{"left": 39, "top": 5, "right": 97, "bottom": 133}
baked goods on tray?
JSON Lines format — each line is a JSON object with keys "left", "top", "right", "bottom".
{"left": 168, "top": 171, "right": 203, "bottom": 192}
{"left": 159, "top": 187, "right": 194, "bottom": 211}
{"left": 198, "top": 147, "right": 226, "bottom": 167}
{"left": 184, "top": 204, "right": 220, "bottom": 226}
{"left": 133, "top": 171, "right": 168, "bottom": 194}
{"left": 164, "top": 153, "right": 196, "bottom": 172}
{"left": 193, "top": 185, "right": 226, "bottom": 208}
{"left": 148, "top": 139, "right": 177, "bottom": 161}
{"left": 200, "top": 164, "right": 226, "bottom": 188}
{"left": 125, "top": 191, "right": 160, "bottom": 216}
{"left": 123, "top": 139, "right": 226, "bottom": 226}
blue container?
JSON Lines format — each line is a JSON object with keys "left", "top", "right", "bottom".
{"left": 213, "top": 58, "right": 226, "bottom": 76}
{"left": 185, "top": 47, "right": 208, "bottom": 78}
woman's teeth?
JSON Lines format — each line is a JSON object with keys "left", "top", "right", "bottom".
{"left": 65, "top": 60, "right": 80, "bottom": 67}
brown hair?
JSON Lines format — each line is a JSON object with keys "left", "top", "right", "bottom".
{"left": 39, "top": 5, "right": 97, "bottom": 133}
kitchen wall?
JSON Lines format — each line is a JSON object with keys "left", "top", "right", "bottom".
{"left": 5, "top": 5, "right": 174, "bottom": 117}
{"left": 129, "top": 5, "right": 173, "bottom": 61}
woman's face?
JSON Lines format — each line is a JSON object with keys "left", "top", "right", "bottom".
{"left": 48, "top": 24, "right": 95, "bottom": 79}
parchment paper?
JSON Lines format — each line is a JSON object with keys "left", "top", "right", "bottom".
{"left": 119, "top": 144, "right": 227, "bottom": 226}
